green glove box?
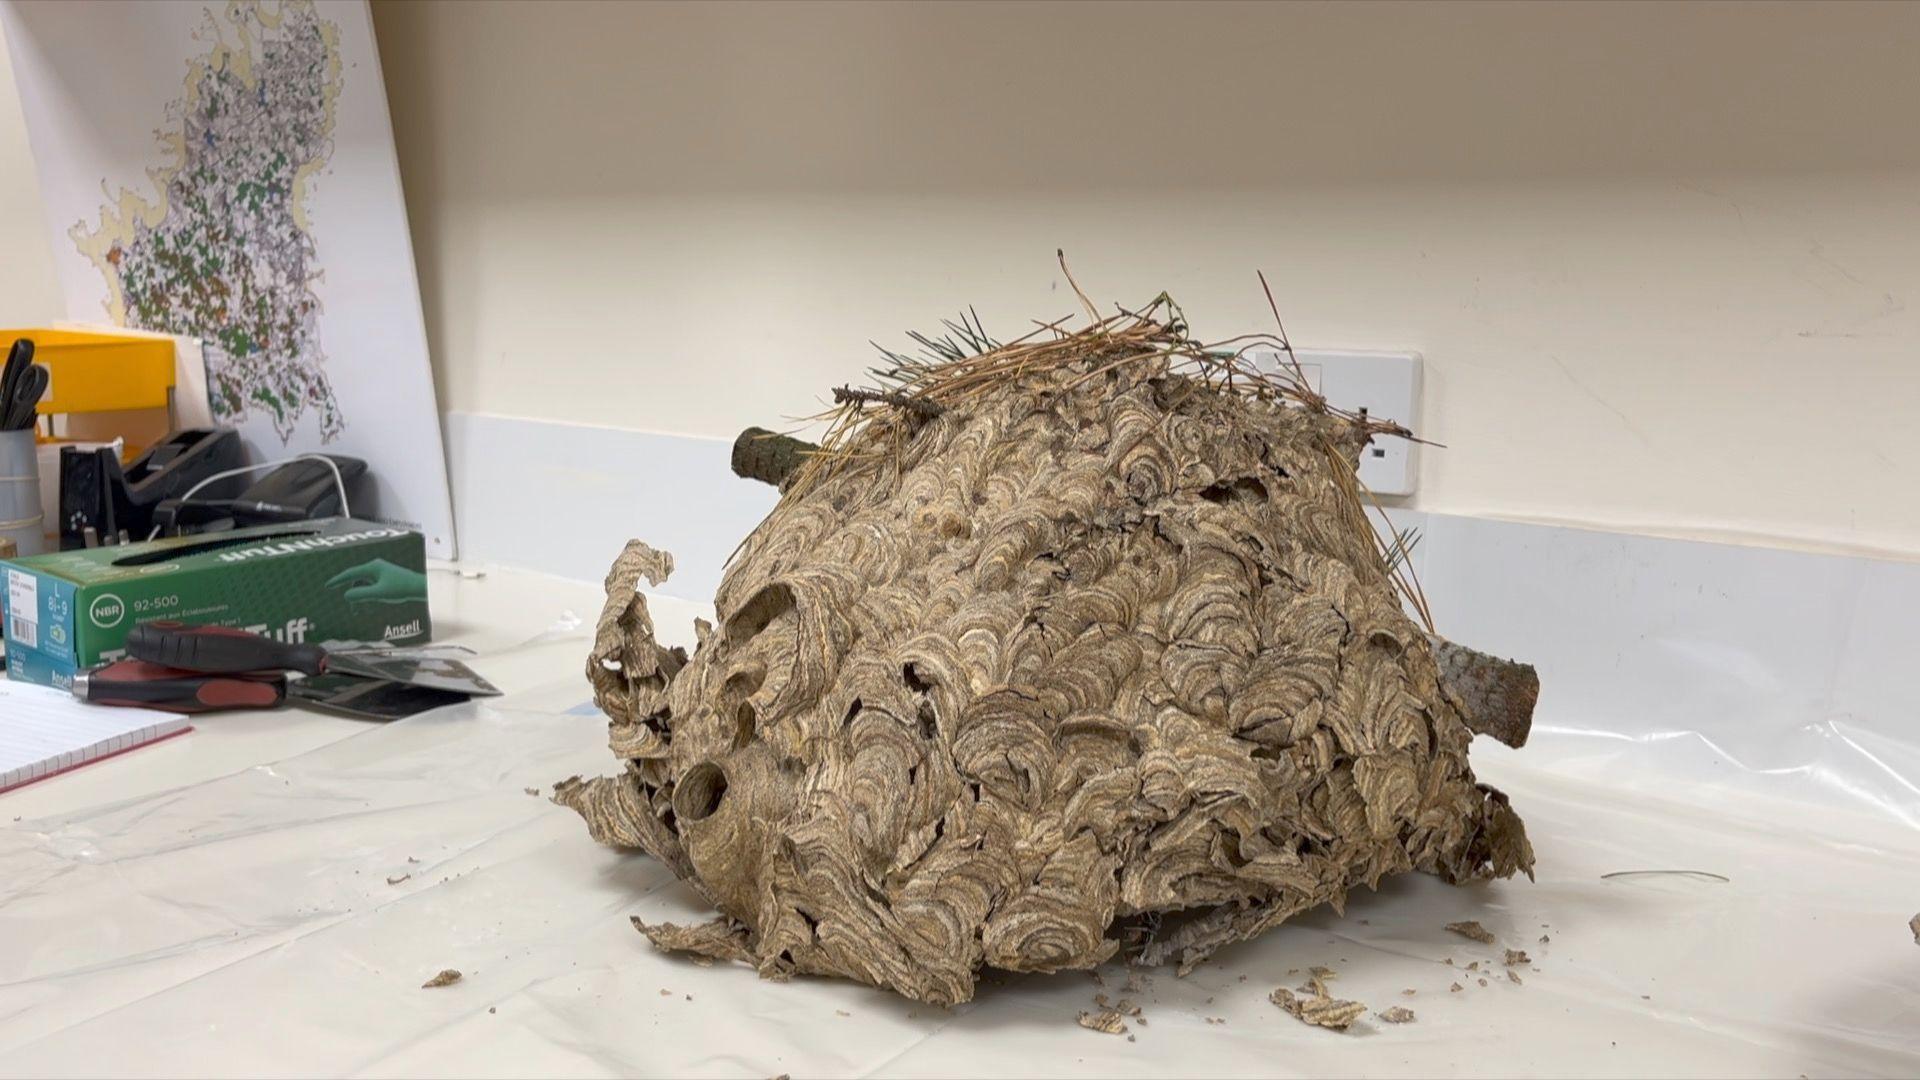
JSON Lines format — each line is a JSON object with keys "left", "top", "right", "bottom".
{"left": 1, "top": 518, "right": 429, "bottom": 689}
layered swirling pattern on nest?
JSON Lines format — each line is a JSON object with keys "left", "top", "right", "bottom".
{"left": 557, "top": 301, "right": 1533, "bottom": 1005}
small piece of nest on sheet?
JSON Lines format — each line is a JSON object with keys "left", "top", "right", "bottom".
{"left": 1377, "top": 1006, "right": 1416, "bottom": 1024}
{"left": 1272, "top": 986, "right": 1368, "bottom": 1031}
{"left": 420, "top": 969, "right": 462, "bottom": 989}
{"left": 1446, "top": 920, "right": 1498, "bottom": 944}
{"left": 1504, "top": 948, "right": 1530, "bottom": 966}
{"left": 1078, "top": 1009, "right": 1130, "bottom": 1035}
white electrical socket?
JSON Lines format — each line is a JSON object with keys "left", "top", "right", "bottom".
{"left": 1242, "top": 348, "right": 1423, "bottom": 496}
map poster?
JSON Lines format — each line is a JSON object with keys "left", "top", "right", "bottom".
{"left": 1, "top": 0, "right": 456, "bottom": 557}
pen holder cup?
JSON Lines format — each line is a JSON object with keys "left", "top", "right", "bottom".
{"left": 0, "top": 428, "right": 46, "bottom": 557}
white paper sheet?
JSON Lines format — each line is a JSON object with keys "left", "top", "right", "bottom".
{"left": 0, "top": 681, "right": 185, "bottom": 792}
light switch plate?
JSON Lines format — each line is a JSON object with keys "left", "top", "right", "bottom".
{"left": 1241, "top": 348, "right": 1423, "bottom": 496}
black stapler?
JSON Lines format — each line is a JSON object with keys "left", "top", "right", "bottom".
{"left": 59, "top": 428, "right": 246, "bottom": 548}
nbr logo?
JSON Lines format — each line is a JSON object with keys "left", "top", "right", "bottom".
{"left": 88, "top": 593, "right": 126, "bottom": 629}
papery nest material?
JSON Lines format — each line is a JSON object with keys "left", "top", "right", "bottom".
{"left": 559, "top": 281, "right": 1537, "bottom": 1005}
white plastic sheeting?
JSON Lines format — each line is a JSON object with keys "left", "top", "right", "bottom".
{"left": 1410, "top": 513, "right": 1920, "bottom": 834}
{"left": 2, "top": 578, "right": 1918, "bottom": 1077}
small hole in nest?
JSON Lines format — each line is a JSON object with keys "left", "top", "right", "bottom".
{"left": 726, "top": 583, "right": 795, "bottom": 646}
{"left": 733, "top": 702, "right": 757, "bottom": 749}
{"left": 903, "top": 663, "right": 934, "bottom": 695}
{"left": 723, "top": 668, "right": 765, "bottom": 699}
{"left": 1199, "top": 476, "right": 1268, "bottom": 505}
{"left": 675, "top": 762, "right": 728, "bottom": 823}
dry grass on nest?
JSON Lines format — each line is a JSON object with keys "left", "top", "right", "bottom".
{"left": 768, "top": 257, "right": 1436, "bottom": 630}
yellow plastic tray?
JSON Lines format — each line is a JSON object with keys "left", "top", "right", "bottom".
{"left": 0, "top": 327, "right": 174, "bottom": 415}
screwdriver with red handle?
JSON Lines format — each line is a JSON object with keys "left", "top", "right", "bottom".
{"left": 73, "top": 660, "right": 289, "bottom": 713}
{"left": 70, "top": 622, "right": 327, "bottom": 714}
{"left": 124, "top": 620, "right": 328, "bottom": 676}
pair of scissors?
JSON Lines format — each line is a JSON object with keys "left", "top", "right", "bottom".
{"left": 0, "top": 339, "right": 49, "bottom": 431}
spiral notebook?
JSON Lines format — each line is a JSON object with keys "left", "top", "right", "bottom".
{"left": 0, "top": 681, "right": 188, "bottom": 794}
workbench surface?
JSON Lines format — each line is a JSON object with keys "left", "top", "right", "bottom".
{"left": 2, "top": 567, "right": 1915, "bottom": 1078}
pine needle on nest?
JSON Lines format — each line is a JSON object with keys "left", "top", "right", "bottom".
{"left": 785, "top": 285, "right": 1431, "bottom": 628}
{"left": 794, "top": 294, "right": 1407, "bottom": 492}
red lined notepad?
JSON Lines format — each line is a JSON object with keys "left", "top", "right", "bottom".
{"left": 0, "top": 681, "right": 189, "bottom": 794}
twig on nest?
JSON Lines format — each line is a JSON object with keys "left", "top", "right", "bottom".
{"left": 832, "top": 385, "right": 945, "bottom": 418}
{"left": 1058, "top": 249, "right": 1103, "bottom": 330}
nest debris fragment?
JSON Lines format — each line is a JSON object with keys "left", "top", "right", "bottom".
{"left": 558, "top": 293, "right": 1536, "bottom": 1005}
{"left": 1272, "top": 984, "right": 1368, "bottom": 1031}
{"left": 1446, "top": 920, "right": 1498, "bottom": 944}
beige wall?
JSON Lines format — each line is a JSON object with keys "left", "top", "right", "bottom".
{"left": 0, "top": 20, "right": 58, "bottom": 326}
{"left": 371, "top": 0, "right": 1920, "bottom": 559}
{"left": 0, "top": 1, "right": 1898, "bottom": 558}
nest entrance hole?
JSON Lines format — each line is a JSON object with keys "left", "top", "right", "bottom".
{"left": 726, "top": 583, "right": 795, "bottom": 646}
{"left": 675, "top": 762, "right": 729, "bottom": 823}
